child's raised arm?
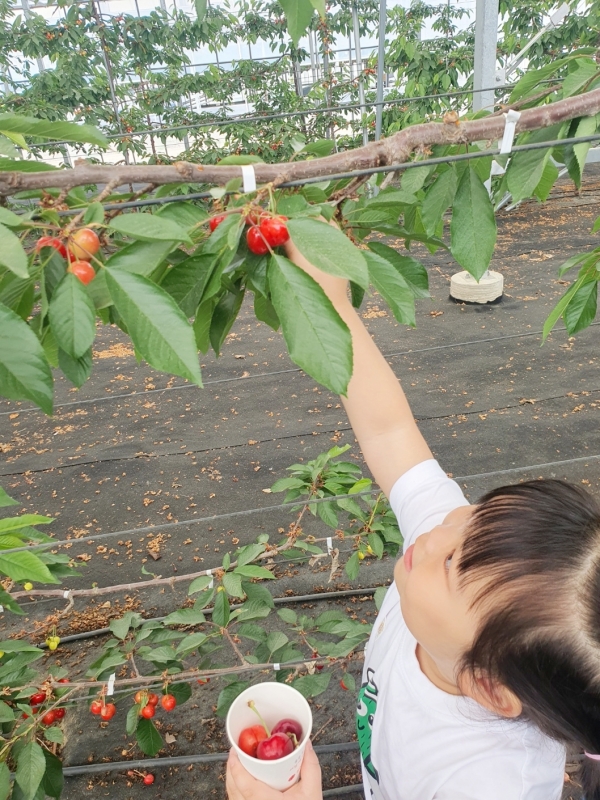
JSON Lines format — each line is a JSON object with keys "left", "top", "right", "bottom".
{"left": 283, "top": 236, "right": 432, "bottom": 497}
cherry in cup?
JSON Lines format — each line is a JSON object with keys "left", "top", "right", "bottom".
{"left": 238, "top": 701, "right": 302, "bottom": 761}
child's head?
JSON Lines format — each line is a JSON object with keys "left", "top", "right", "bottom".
{"left": 395, "top": 479, "right": 600, "bottom": 798}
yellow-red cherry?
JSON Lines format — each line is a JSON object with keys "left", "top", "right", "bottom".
{"left": 141, "top": 704, "right": 155, "bottom": 719}
{"left": 68, "top": 260, "right": 96, "bottom": 285}
{"left": 69, "top": 228, "right": 100, "bottom": 260}
{"left": 259, "top": 216, "right": 289, "bottom": 247}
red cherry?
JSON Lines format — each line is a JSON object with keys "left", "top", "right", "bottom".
{"left": 148, "top": 693, "right": 159, "bottom": 706}
{"left": 134, "top": 691, "right": 145, "bottom": 705}
{"left": 68, "top": 260, "right": 95, "bottom": 285}
{"left": 69, "top": 228, "right": 100, "bottom": 260}
{"left": 209, "top": 215, "right": 226, "bottom": 232}
{"left": 30, "top": 692, "right": 46, "bottom": 706}
{"left": 57, "top": 678, "right": 69, "bottom": 684}
{"left": 256, "top": 732, "right": 295, "bottom": 760}
{"left": 340, "top": 678, "right": 349, "bottom": 691}
{"left": 54, "top": 707, "right": 66, "bottom": 720}
{"left": 90, "top": 700, "right": 103, "bottom": 715}
{"left": 143, "top": 774, "right": 155, "bottom": 786}
{"left": 35, "top": 236, "right": 68, "bottom": 259}
{"left": 197, "top": 678, "right": 210, "bottom": 685}
{"left": 259, "top": 216, "right": 289, "bottom": 248}
{"left": 271, "top": 718, "right": 302, "bottom": 740}
{"left": 141, "top": 704, "right": 155, "bottom": 719}
{"left": 246, "top": 226, "right": 269, "bottom": 255}
{"left": 238, "top": 724, "right": 268, "bottom": 758}
{"left": 160, "top": 694, "right": 176, "bottom": 712}
{"left": 41, "top": 710, "right": 57, "bottom": 726}
{"left": 100, "top": 703, "right": 116, "bottom": 721}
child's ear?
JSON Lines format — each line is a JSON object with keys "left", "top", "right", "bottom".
{"left": 461, "top": 672, "right": 523, "bottom": 718}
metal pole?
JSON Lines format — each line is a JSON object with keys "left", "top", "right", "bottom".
{"left": 375, "top": 0, "right": 386, "bottom": 141}
{"left": 352, "top": 2, "right": 368, "bottom": 146}
{"left": 21, "top": 0, "right": 45, "bottom": 75}
{"left": 472, "top": 0, "right": 499, "bottom": 113}
{"left": 308, "top": 29, "right": 317, "bottom": 85}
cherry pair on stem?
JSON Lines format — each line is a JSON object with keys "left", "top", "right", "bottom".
{"left": 238, "top": 700, "right": 302, "bottom": 760}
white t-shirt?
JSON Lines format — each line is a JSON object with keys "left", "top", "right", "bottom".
{"left": 357, "top": 459, "right": 566, "bottom": 800}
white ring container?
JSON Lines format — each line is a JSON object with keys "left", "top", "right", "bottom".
{"left": 226, "top": 682, "right": 313, "bottom": 791}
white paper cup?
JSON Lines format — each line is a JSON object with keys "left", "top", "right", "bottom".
{"left": 226, "top": 682, "right": 313, "bottom": 791}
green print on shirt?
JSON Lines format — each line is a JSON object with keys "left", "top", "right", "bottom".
{"left": 356, "top": 667, "right": 380, "bottom": 783}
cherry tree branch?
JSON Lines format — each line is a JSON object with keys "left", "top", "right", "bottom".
{"left": 1, "top": 89, "right": 600, "bottom": 196}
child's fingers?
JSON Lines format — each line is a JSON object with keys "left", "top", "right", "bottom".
{"left": 296, "top": 740, "right": 323, "bottom": 797}
{"left": 226, "top": 749, "right": 282, "bottom": 800}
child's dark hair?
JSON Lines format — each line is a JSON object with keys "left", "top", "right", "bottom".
{"left": 457, "top": 479, "right": 600, "bottom": 799}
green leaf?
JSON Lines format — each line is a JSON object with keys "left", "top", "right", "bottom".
{"left": 222, "top": 571, "right": 244, "bottom": 598}
{"left": 269, "top": 254, "right": 352, "bottom": 395}
{"left": 41, "top": 749, "right": 63, "bottom": 799}
{"left": 0, "top": 114, "right": 108, "bottom": 147}
{"left": 109, "top": 612, "right": 141, "bottom": 640}
{"left": 175, "top": 632, "right": 207, "bottom": 654}
{"left": 136, "top": 717, "right": 163, "bottom": 757}
{"left": 0, "top": 762, "right": 9, "bottom": 800}
{"left": 0, "top": 207, "right": 24, "bottom": 228}
{"left": 188, "top": 575, "right": 214, "bottom": 595}
{"left": 266, "top": 631, "right": 288, "bottom": 655}
{"left": 15, "top": 741, "right": 45, "bottom": 800}
{"left": 105, "top": 269, "right": 202, "bottom": 386}
{"left": 292, "top": 672, "right": 331, "bottom": 698}
{"left": 0, "top": 159, "right": 56, "bottom": 173}
{"left": 340, "top": 672, "right": 356, "bottom": 692}
{"left": 216, "top": 681, "right": 249, "bottom": 718}
{"left": 277, "top": 608, "right": 297, "bottom": 624}
{"left": 363, "top": 250, "right": 416, "bottom": 327}
{"left": 0, "top": 550, "right": 60, "bottom": 584}
{"left": 0, "top": 700, "right": 14, "bottom": 722}
{"left": 212, "top": 589, "right": 230, "bottom": 627}
{"left": 0, "top": 222, "right": 28, "bottom": 279}
{"left": 509, "top": 57, "right": 571, "bottom": 102}
{"left": 309, "top": 0, "right": 326, "bottom": 15}
{"left": 542, "top": 266, "right": 592, "bottom": 340}
{"left": 162, "top": 254, "right": 215, "bottom": 317}
{"left": 367, "top": 243, "right": 429, "bottom": 298}
{"left": 345, "top": 551, "right": 361, "bottom": 580}
{"left": 138, "top": 645, "right": 178, "bottom": 664}
{"left": 0, "top": 303, "right": 53, "bottom": 413}
{"left": 401, "top": 165, "right": 432, "bottom": 194}
{"left": 450, "top": 167, "right": 496, "bottom": 280}
{"left": 126, "top": 704, "right": 139, "bottom": 737}
{"left": 0, "top": 487, "right": 18, "bottom": 508}
{"left": 287, "top": 218, "right": 368, "bottom": 289}
{"left": 236, "top": 543, "right": 266, "bottom": 567}
{"left": 279, "top": 0, "right": 315, "bottom": 45}
{"left": 106, "top": 240, "right": 175, "bottom": 277}
{"left": 421, "top": 167, "right": 457, "bottom": 236}
{"left": 58, "top": 346, "right": 92, "bottom": 388}
{"left": 234, "top": 565, "right": 275, "bottom": 580}
{"left": 109, "top": 214, "right": 192, "bottom": 245}
{"left": 0, "top": 586, "right": 24, "bottom": 614}
{"left": 0, "top": 514, "right": 52, "bottom": 532}
{"left": 164, "top": 606, "right": 207, "bottom": 625}
{"left": 533, "top": 160, "right": 559, "bottom": 202}
{"left": 563, "top": 278, "right": 598, "bottom": 335}
{"left": 195, "top": 0, "right": 207, "bottom": 21}
{"left": 236, "top": 599, "right": 271, "bottom": 621}
{"left": 83, "top": 202, "right": 105, "bottom": 225}
{"left": 169, "top": 682, "right": 192, "bottom": 705}
{"left": 562, "top": 59, "right": 598, "bottom": 98}
{"left": 209, "top": 286, "right": 245, "bottom": 356}
{"left": 48, "top": 274, "right": 96, "bottom": 359}
{"left": 572, "top": 116, "right": 599, "bottom": 187}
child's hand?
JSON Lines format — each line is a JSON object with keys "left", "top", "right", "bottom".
{"left": 226, "top": 739, "right": 323, "bottom": 800}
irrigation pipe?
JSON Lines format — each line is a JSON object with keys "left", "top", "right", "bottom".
{"left": 0, "top": 322, "right": 594, "bottom": 417}
{"left": 59, "top": 741, "right": 360, "bottom": 777}
{"left": 22, "top": 129, "right": 600, "bottom": 217}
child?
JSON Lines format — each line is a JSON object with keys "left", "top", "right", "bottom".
{"left": 226, "top": 233, "right": 600, "bottom": 800}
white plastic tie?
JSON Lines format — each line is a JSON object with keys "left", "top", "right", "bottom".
{"left": 490, "top": 160, "right": 506, "bottom": 176}
{"left": 241, "top": 164, "right": 257, "bottom": 193}
{"left": 63, "top": 590, "right": 71, "bottom": 599}
{"left": 0, "top": 606, "right": 4, "bottom": 613}
{"left": 272, "top": 663, "right": 280, "bottom": 671}
{"left": 208, "top": 577, "right": 214, "bottom": 589}
{"left": 326, "top": 537, "right": 333, "bottom": 555}
{"left": 499, "top": 109, "right": 521, "bottom": 155}
{"left": 106, "top": 673, "right": 116, "bottom": 697}
{"left": 205, "top": 569, "right": 213, "bottom": 576}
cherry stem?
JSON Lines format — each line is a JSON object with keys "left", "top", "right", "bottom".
{"left": 247, "top": 700, "right": 270, "bottom": 737}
